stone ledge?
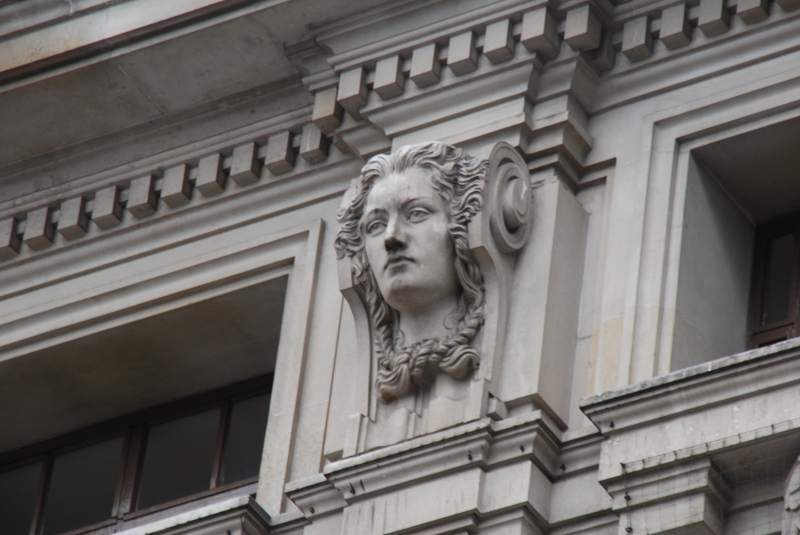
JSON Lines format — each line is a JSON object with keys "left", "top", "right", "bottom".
{"left": 108, "top": 487, "right": 272, "bottom": 535}
{"left": 285, "top": 412, "right": 565, "bottom": 527}
{"left": 580, "top": 337, "right": 800, "bottom": 433}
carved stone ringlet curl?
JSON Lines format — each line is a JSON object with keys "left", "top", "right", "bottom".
{"left": 486, "top": 143, "right": 533, "bottom": 254}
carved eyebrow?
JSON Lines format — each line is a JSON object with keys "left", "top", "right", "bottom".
{"left": 363, "top": 207, "right": 388, "bottom": 221}
{"left": 399, "top": 196, "right": 436, "bottom": 210}
{"left": 362, "top": 195, "right": 438, "bottom": 224}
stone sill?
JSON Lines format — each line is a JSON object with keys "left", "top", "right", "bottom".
{"left": 71, "top": 483, "right": 272, "bottom": 535}
{"left": 581, "top": 337, "right": 800, "bottom": 443}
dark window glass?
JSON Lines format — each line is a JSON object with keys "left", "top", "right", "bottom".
{"left": 764, "top": 233, "right": 795, "bottom": 324}
{"left": 0, "top": 462, "right": 42, "bottom": 535}
{"left": 41, "top": 437, "right": 124, "bottom": 535}
{"left": 221, "top": 393, "right": 270, "bottom": 485}
{"left": 136, "top": 408, "right": 221, "bottom": 510}
{"left": 0, "top": 376, "right": 271, "bottom": 535}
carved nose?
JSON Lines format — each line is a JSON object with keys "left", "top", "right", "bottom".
{"left": 384, "top": 234, "right": 405, "bottom": 253}
{"left": 383, "top": 217, "right": 406, "bottom": 253}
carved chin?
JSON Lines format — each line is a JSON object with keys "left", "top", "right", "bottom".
{"left": 383, "top": 287, "right": 442, "bottom": 314}
{"left": 380, "top": 276, "right": 423, "bottom": 306}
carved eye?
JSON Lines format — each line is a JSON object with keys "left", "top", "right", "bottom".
{"left": 366, "top": 220, "right": 386, "bottom": 236}
{"left": 407, "top": 208, "right": 430, "bottom": 223}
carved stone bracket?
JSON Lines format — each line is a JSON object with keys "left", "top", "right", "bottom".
{"left": 337, "top": 141, "right": 533, "bottom": 456}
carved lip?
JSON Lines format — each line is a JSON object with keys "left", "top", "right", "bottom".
{"left": 384, "top": 255, "right": 414, "bottom": 271}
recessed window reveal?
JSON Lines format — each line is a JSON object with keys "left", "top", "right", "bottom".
{"left": 0, "top": 379, "right": 271, "bottom": 535}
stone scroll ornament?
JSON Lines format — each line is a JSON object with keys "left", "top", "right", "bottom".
{"left": 785, "top": 454, "right": 800, "bottom": 535}
{"left": 334, "top": 141, "right": 532, "bottom": 404}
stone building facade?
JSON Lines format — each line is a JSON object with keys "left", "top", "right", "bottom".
{"left": 1, "top": 0, "right": 800, "bottom": 534}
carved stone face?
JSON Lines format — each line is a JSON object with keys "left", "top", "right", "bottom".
{"left": 362, "top": 167, "right": 460, "bottom": 318}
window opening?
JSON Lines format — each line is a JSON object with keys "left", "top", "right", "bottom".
{"left": 0, "top": 376, "right": 271, "bottom": 535}
{"left": 0, "top": 461, "right": 42, "bottom": 535}
{"left": 763, "top": 233, "right": 794, "bottom": 324}
{"left": 220, "top": 392, "right": 270, "bottom": 485}
{"left": 41, "top": 437, "right": 124, "bottom": 535}
{"left": 750, "top": 216, "right": 800, "bottom": 348}
{"left": 136, "top": 408, "right": 221, "bottom": 510}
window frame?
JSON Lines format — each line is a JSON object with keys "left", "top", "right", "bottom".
{"left": 0, "top": 375, "right": 272, "bottom": 535}
{"left": 748, "top": 215, "right": 800, "bottom": 348}
{"left": 0, "top": 213, "right": 324, "bottom": 521}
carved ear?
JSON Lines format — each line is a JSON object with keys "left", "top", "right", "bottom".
{"left": 485, "top": 143, "right": 532, "bottom": 254}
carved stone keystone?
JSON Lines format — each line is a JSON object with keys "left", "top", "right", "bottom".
{"left": 335, "top": 141, "right": 532, "bottom": 454}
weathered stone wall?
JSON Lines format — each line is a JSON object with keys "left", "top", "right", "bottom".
{"left": 1, "top": 1, "right": 800, "bottom": 534}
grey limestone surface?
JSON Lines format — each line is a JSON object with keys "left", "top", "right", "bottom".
{"left": 3, "top": 0, "right": 800, "bottom": 534}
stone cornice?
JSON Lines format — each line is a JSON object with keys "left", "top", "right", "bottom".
{"left": 0, "top": 0, "right": 121, "bottom": 42}
{"left": 6, "top": 0, "right": 794, "bottom": 262}
{"left": 299, "top": 0, "right": 800, "bottom": 161}
{"left": 285, "top": 412, "right": 564, "bottom": 519}
{"left": 579, "top": 342, "right": 800, "bottom": 533}
{"left": 285, "top": 412, "right": 610, "bottom": 533}
{"left": 318, "top": 0, "right": 549, "bottom": 71}
{"left": 580, "top": 338, "right": 800, "bottom": 434}
{"left": 0, "top": 104, "right": 356, "bottom": 266}
{"left": 594, "top": 1, "right": 800, "bottom": 112}
{"left": 0, "top": 0, "right": 259, "bottom": 83}
{"left": 0, "top": 79, "right": 310, "bottom": 204}
{"left": 285, "top": 0, "right": 794, "bottom": 197}
{"left": 113, "top": 492, "right": 272, "bottom": 535}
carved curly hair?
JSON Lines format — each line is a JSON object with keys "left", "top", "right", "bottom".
{"left": 334, "top": 141, "right": 486, "bottom": 402}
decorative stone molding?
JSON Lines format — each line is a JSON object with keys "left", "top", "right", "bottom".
{"left": 292, "top": 3, "right": 610, "bottom": 197}
{"left": 335, "top": 141, "right": 533, "bottom": 454}
{"left": 286, "top": 412, "right": 564, "bottom": 534}
{"left": 0, "top": 117, "right": 343, "bottom": 264}
{"left": 616, "top": 0, "right": 800, "bottom": 61}
{"left": 294, "top": 0, "right": 800, "bottom": 170}
{"left": 113, "top": 494, "right": 272, "bottom": 535}
{"left": 581, "top": 338, "right": 800, "bottom": 446}
{"left": 582, "top": 339, "right": 800, "bottom": 535}
{"left": 607, "top": 459, "right": 728, "bottom": 535}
